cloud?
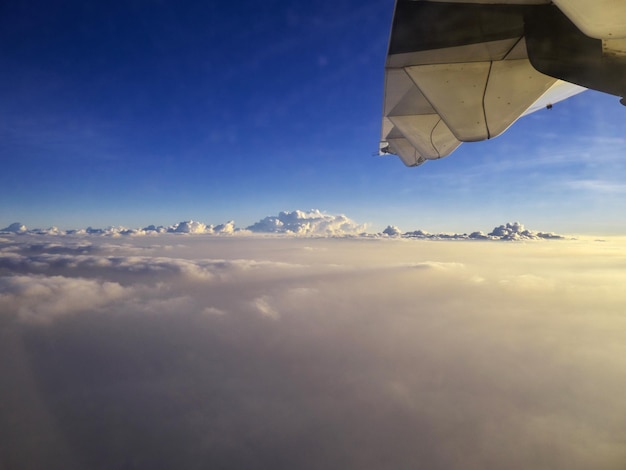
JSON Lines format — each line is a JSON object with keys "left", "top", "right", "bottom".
{"left": 2, "top": 210, "right": 366, "bottom": 237}
{"left": 15, "top": 220, "right": 238, "bottom": 237}
{"left": 0, "top": 210, "right": 566, "bottom": 240}
{"left": 0, "top": 222, "right": 27, "bottom": 233}
{"left": 401, "top": 222, "right": 565, "bottom": 240}
{"left": 0, "top": 251, "right": 307, "bottom": 286}
{"left": 1, "top": 235, "right": 626, "bottom": 468}
{"left": 0, "top": 241, "right": 97, "bottom": 255}
{"left": 252, "top": 295, "right": 280, "bottom": 319}
{"left": 487, "top": 222, "right": 564, "bottom": 240}
{"left": 0, "top": 275, "right": 129, "bottom": 323}
{"left": 566, "top": 179, "right": 626, "bottom": 194}
{"left": 168, "top": 220, "right": 236, "bottom": 234}
{"left": 246, "top": 209, "right": 366, "bottom": 235}
{"left": 382, "top": 225, "right": 402, "bottom": 236}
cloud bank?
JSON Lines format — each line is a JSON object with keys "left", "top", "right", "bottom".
{"left": 1, "top": 234, "right": 625, "bottom": 469}
{"left": 1, "top": 210, "right": 565, "bottom": 240}
{"left": 401, "top": 221, "right": 564, "bottom": 240}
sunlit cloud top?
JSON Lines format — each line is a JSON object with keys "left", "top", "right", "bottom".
{"left": 1, "top": 210, "right": 566, "bottom": 240}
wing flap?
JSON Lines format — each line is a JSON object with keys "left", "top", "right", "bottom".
{"left": 406, "top": 62, "right": 492, "bottom": 141}
{"left": 384, "top": 68, "right": 435, "bottom": 116}
{"left": 387, "top": 138, "right": 426, "bottom": 167}
{"left": 483, "top": 59, "right": 557, "bottom": 137}
{"left": 389, "top": 115, "right": 461, "bottom": 160}
{"left": 431, "top": 119, "right": 462, "bottom": 158}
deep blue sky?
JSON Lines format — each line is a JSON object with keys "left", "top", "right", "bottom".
{"left": 2, "top": 0, "right": 625, "bottom": 234}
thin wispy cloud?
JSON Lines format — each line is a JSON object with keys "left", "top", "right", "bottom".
{"left": 565, "top": 179, "right": 626, "bottom": 194}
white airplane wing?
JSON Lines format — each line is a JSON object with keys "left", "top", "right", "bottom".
{"left": 382, "top": 0, "right": 626, "bottom": 167}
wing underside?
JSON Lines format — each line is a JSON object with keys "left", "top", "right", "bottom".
{"left": 381, "top": 1, "right": 588, "bottom": 167}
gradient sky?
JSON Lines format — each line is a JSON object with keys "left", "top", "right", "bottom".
{"left": 2, "top": 0, "right": 626, "bottom": 234}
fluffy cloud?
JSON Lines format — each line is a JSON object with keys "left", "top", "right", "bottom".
{"left": 167, "top": 220, "right": 236, "bottom": 234}
{"left": 8, "top": 220, "right": 238, "bottom": 237}
{"left": 0, "top": 275, "right": 128, "bottom": 323}
{"left": 0, "top": 251, "right": 307, "bottom": 286}
{"left": 0, "top": 211, "right": 565, "bottom": 240}
{"left": 1, "top": 235, "right": 626, "bottom": 469}
{"left": 402, "top": 222, "right": 565, "bottom": 240}
{"left": 488, "top": 221, "right": 564, "bottom": 240}
{"left": 246, "top": 209, "right": 366, "bottom": 235}
{"left": 1, "top": 222, "right": 27, "bottom": 233}
{"left": 2, "top": 210, "right": 367, "bottom": 237}
{"left": 382, "top": 225, "right": 402, "bottom": 236}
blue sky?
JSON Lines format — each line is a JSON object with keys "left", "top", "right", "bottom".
{"left": 2, "top": 0, "right": 625, "bottom": 234}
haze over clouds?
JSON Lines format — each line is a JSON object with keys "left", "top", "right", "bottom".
{"left": 2, "top": 231, "right": 626, "bottom": 469}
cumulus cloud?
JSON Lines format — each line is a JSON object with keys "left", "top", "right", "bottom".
{"left": 2, "top": 210, "right": 367, "bottom": 237}
{"left": 4, "top": 220, "right": 239, "bottom": 237}
{"left": 401, "top": 221, "right": 565, "bottom": 240}
{"left": 1, "top": 234, "right": 626, "bottom": 469}
{"left": 0, "top": 211, "right": 566, "bottom": 241}
{"left": 168, "top": 220, "right": 236, "bottom": 234}
{"left": 382, "top": 225, "right": 402, "bottom": 236}
{"left": 1, "top": 222, "right": 27, "bottom": 233}
{"left": 246, "top": 209, "right": 366, "bottom": 235}
{"left": 487, "top": 221, "right": 564, "bottom": 240}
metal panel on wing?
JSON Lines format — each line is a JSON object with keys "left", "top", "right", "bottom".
{"left": 406, "top": 62, "right": 492, "bottom": 141}
{"left": 389, "top": 115, "right": 460, "bottom": 160}
{"left": 387, "top": 138, "right": 426, "bottom": 167}
{"left": 483, "top": 59, "right": 557, "bottom": 137}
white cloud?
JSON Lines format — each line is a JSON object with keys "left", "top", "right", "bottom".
{"left": 10, "top": 219, "right": 241, "bottom": 237}
{"left": 402, "top": 222, "right": 564, "bottom": 240}
{"left": 246, "top": 209, "right": 366, "bottom": 235}
{"left": 0, "top": 210, "right": 567, "bottom": 241}
{"left": 487, "top": 222, "right": 564, "bottom": 240}
{"left": 172, "top": 220, "right": 208, "bottom": 233}
{"left": 166, "top": 220, "right": 235, "bottom": 234}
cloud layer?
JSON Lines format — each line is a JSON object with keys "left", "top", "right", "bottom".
{"left": 2, "top": 233, "right": 623, "bottom": 469}
{"left": 1, "top": 209, "right": 565, "bottom": 240}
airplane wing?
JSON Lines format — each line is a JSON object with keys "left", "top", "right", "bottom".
{"left": 381, "top": 0, "right": 626, "bottom": 167}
